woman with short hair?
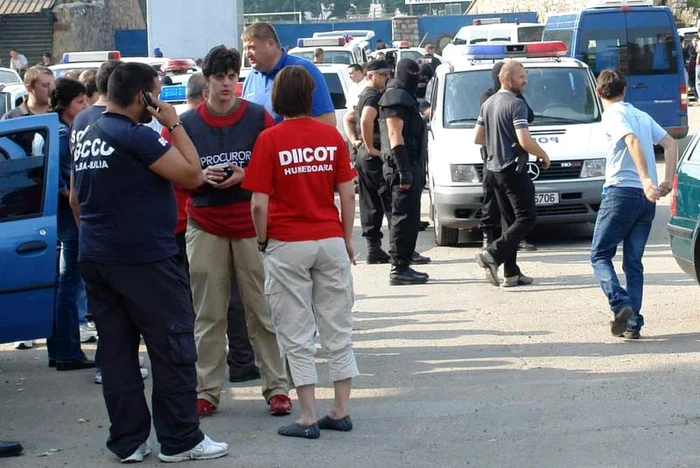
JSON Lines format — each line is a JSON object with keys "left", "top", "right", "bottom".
{"left": 243, "top": 65, "right": 359, "bottom": 439}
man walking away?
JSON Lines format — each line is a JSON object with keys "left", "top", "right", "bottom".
{"left": 474, "top": 61, "right": 550, "bottom": 288}
{"left": 379, "top": 59, "right": 431, "bottom": 285}
{"left": 71, "top": 62, "right": 228, "bottom": 463}
{"left": 174, "top": 46, "right": 291, "bottom": 418}
{"left": 591, "top": 69, "right": 677, "bottom": 339}
{"left": 479, "top": 62, "right": 537, "bottom": 252}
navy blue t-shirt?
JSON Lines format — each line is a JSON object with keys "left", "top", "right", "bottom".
{"left": 72, "top": 112, "right": 176, "bottom": 264}
{"left": 70, "top": 105, "right": 106, "bottom": 156}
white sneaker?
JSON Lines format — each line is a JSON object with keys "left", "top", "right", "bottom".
{"left": 95, "top": 368, "right": 148, "bottom": 385}
{"left": 120, "top": 441, "right": 151, "bottom": 463}
{"left": 157, "top": 435, "right": 228, "bottom": 463}
{"left": 14, "top": 341, "right": 34, "bottom": 350}
{"left": 80, "top": 325, "right": 97, "bottom": 343}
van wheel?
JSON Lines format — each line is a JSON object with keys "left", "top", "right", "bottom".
{"left": 434, "top": 213, "right": 459, "bottom": 246}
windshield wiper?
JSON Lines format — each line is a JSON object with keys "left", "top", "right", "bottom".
{"left": 447, "top": 118, "right": 478, "bottom": 124}
{"left": 533, "top": 114, "right": 591, "bottom": 124}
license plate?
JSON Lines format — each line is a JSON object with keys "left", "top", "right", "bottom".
{"left": 535, "top": 192, "right": 559, "bottom": 206}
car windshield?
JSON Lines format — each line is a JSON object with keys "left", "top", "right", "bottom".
{"left": 443, "top": 67, "right": 600, "bottom": 128}
{"left": 52, "top": 66, "right": 98, "bottom": 78}
{"left": 290, "top": 50, "right": 354, "bottom": 65}
{"left": 0, "top": 70, "right": 20, "bottom": 85}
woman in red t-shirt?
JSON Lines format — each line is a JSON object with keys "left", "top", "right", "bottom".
{"left": 243, "top": 66, "right": 358, "bottom": 440}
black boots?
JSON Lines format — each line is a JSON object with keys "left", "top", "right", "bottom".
{"left": 366, "top": 239, "right": 391, "bottom": 264}
{"left": 390, "top": 265, "right": 429, "bottom": 285}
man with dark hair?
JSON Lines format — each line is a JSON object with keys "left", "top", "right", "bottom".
{"left": 591, "top": 68, "right": 678, "bottom": 339}
{"left": 346, "top": 63, "right": 365, "bottom": 110}
{"left": 379, "top": 58, "right": 432, "bottom": 285}
{"left": 313, "top": 47, "right": 325, "bottom": 64}
{"left": 70, "top": 61, "right": 228, "bottom": 463}
{"left": 40, "top": 52, "right": 52, "bottom": 66}
{"left": 9, "top": 48, "right": 28, "bottom": 75}
{"left": 241, "top": 22, "right": 335, "bottom": 125}
{"left": 344, "top": 59, "right": 392, "bottom": 263}
{"left": 168, "top": 45, "right": 291, "bottom": 418}
{"left": 421, "top": 44, "right": 441, "bottom": 72}
{"left": 79, "top": 69, "right": 99, "bottom": 105}
{"left": 479, "top": 61, "right": 537, "bottom": 252}
{"left": 474, "top": 61, "right": 550, "bottom": 288}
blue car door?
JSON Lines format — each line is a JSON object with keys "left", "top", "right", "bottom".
{"left": 0, "top": 114, "right": 59, "bottom": 343}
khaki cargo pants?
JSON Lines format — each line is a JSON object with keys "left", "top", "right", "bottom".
{"left": 186, "top": 221, "right": 288, "bottom": 406}
{"left": 263, "top": 238, "right": 359, "bottom": 387}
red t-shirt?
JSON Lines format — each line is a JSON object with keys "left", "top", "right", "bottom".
{"left": 242, "top": 118, "right": 356, "bottom": 242}
{"left": 163, "top": 101, "right": 275, "bottom": 238}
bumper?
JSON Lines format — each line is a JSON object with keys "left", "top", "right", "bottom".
{"left": 433, "top": 178, "right": 604, "bottom": 230}
{"left": 665, "top": 119, "right": 689, "bottom": 140}
{"left": 668, "top": 221, "right": 697, "bottom": 282}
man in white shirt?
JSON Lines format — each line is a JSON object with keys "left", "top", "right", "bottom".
{"left": 346, "top": 63, "right": 366, "bottom": 110}
{"left": 591, "top": 68, "right": 677, "bottom": 339}
{"left": 9, "top": 48, "right": 28, "bottom": 74}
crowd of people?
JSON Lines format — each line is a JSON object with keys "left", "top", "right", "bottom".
{"left": 0, "top": 20, "right": 682, "bottom": 462}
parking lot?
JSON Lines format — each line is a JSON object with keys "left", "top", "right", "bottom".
{"left": 1, "top": 106, "right": 700, "bottom": 468}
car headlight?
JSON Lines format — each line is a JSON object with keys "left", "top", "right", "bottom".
{"left": 450, "top": 164, "right": 480, "bottom": 183}
{"left": 580, "top": 158, "right": 606, "bottom": 178}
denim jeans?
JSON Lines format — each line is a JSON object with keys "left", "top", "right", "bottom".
{"left": 590, "top": 187, "right": 656, "bottom": 331}
{"left": 47, "top": 238, "right": 87, "bottom": 362}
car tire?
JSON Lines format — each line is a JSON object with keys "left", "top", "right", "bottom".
{"left": 434, "top": 213, "right": 458, "bottom": 246}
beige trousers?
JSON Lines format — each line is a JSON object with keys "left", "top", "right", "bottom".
{"left": 186, "top": 221, "right": 288, "bottom": 405}
{"left": 263, "top": 237, "right": 359, "bottom": 387}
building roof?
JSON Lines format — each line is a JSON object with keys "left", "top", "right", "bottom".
{"left": 0, "top": 0, "right": 55, "bottom": 15}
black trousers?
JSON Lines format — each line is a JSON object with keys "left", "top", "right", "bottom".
{"left": 356, "top": 148, "right": 392, "bottom": 242}
{"left": 485, "top": 166, "right": 536, "bottom": 278}
{"left": 386, "top": 163, "right": 423, "bottom": 268}
{"left": 176, "top": 232, "right": 256, "bottom": 375}
{"left": 80, "top": 256, "right": 204, "bottom": 459}
{"left": 478, "top": 167, "right": 502, "bottom": 240}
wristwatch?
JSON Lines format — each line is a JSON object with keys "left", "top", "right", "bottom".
{"left": 257, "top": 239, "right": 268, "bottom": 252}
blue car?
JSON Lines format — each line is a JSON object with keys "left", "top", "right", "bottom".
{"left": 0, "top": 114, "right": 59, "bottom": 343}
{"left": 543, "top": 0, "right": 688, "bottom": 139}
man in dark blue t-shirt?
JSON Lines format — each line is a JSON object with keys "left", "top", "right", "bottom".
{"left": 70, "top": 62, "right": 228, "bottom": 463}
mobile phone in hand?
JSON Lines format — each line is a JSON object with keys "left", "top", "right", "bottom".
{"left": 214, "top": 163, "right": 234, "bottom": 181}
{"left": 141, "top": 89, "right": 156, "bottom": 109}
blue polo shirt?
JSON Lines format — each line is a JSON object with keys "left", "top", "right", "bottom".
{"left": 242, "top": 52, "right": 334, "bottom": 123}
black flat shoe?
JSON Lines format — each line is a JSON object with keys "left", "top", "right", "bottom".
{"left": 410, "top": 252, "right": 431, "bottom": 265}
{"left": 48, "top": 359, "right": 56, "bottom": 368}
{"left": 229, "top": 367, "right": 261, "bottom": 383}
{"left": 278, "top": 423, "right": 320, "bottom": 439}
{"left": 56, "top": 358, "right": 95, "bottom": 371}
{"left": 318, "top": 415, "right": 353, "bottom": 432}
{"left": 0, "top": 441, "right": 22, "bottom": 458}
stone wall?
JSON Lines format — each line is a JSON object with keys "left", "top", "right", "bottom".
{"left": 392, "top": 16, "right": 420, "bottom": 46}
{"left": 52, "top": 0, "right": 145, "bottom": 59}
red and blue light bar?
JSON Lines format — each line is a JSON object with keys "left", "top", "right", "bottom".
{"left": 296, "top": 36, "right": 347, "bottom": 48}
{"left": 61, "top": 50, "right": 121, "bottom": 63}
{"left": 464, "top": 41, "right": 568, "bottom": 60}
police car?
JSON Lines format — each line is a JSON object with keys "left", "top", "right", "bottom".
{"left": 49, "top": 50, "right": 122, "bottom": 78}
{"left": 428, "top": 42, "right": 606, "bottom": 245}
{"left": 316, "top": 63, "right": 354, "bottom": 138}
{"left": 289, "top": 36, "right": 368, "bottom": 65}
{"left": 0, "top": 83, "right": 27, "bottom": 116}
{"left": 0, "top": 67, "right": 21, "bottom": 85}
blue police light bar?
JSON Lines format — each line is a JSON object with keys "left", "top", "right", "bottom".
{"left": 159, "top": 85, "right": 187, "bottom": 103}
{"left": 464, "top": 42, "right": 568, "bottom": 60}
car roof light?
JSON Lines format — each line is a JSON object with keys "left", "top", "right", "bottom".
{"left": 61, "top": 50, "right": 121, "bottom": 63}
{"left": 392, "top": 40, "right": 410, "bottom": 49}
{"left": 472, "top": 17, "right": 502, "bottom": 26}
{"left": 464, "top": 41, "right": 568, "bottom": 60}
{"left": 161, "top": 58, "right": 196, "bottom": 73}
{"left": 296, "top": 37, "right": 346, "bottom": 48}
{"left": 159, "top": 85, "right": 187, "bottom": 103}
{"left": 587, "top": 0, "right": 653, "bottom": 8}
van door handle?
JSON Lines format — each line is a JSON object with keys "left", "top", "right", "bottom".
{"left": 630, "top": 84, "right": 647, "bottom": 90}
{"left": 16, "top": 241, "right": 48, "bottom": 254}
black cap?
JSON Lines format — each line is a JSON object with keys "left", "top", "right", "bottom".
{"left": 366, "top": 59, "right": 390, "bottom": 72}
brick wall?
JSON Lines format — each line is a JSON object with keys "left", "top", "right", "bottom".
{"left": 392, "top": 16, "right": 420, "bottom": 46}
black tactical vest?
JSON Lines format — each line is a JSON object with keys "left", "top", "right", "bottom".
{"left": 378, "top": 81, "right": 427, "bottom": 166}
{"left": 181, "top": 101, "right": 265, "bottom": 207}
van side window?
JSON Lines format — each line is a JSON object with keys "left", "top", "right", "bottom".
{"left": 579, "top": 29, "right": 627, "bottom": 75}
{"left": 0, "top": 129, "right": 48, "bottom": 222}
{"left": 627, "top": 27, "right": 676, "bottom": 75}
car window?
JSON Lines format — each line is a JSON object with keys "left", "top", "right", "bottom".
{"left": 52, "top": 66, "right": 97, "bottom": 78}
{"left": 443, "top": 67, "right": 600, "bottom": 128}
{"left": 542, "top": 29, "right": 574, "bottom": 52}
{"left": 290, "top": 51, "right": 354, "bottom": 64}
{"left": 0, "top": 129, "right": 48, "bottom": 222}
{"left": 489, "top": 29, "right": 512, "bottom": 42}
{"left": 322, "top": 73, "right": 346, "bottom": 109}
{"left": 402, "top": 50, "right": 423, "bottom": 61}
{"left": 627, "top": 27, "right": 676, "bottom": 75}
{"left": 0, "top": 93, "right": 8, "bottom": 116}
{"left": 0, "top": 70, "right": 19, "bottom": 84}
{"left": 518, "top": 26, "right": 545, "bottom": 43}
{"left": 470, "top": 30, "right": 489, "bottom": 44}
{"left": 579, "top": 27, "right": 626, "bottom": 76}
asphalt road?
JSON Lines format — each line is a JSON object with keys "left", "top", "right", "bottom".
{"left": 2, "top": 107, "right": 700, "bottom": 468}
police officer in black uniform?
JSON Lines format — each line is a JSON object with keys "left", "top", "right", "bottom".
{"left": 379, "top": 58, "right": 430, "bottom": 285}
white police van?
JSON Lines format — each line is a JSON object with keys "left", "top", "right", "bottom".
{"left": 428, "top": 42, "right": 606, "bottom": 246}
{"left": 289, "top": 36, "right": 368, "bottom": 65}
